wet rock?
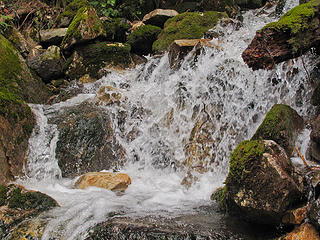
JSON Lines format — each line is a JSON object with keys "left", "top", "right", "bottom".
{"left": 40, "top": 28, "right": 68, "bottom": 46}
{"left": 311, "top": 83, "right": 320, "bottom": 106}
{"left": 94, "top": 86, "right": 123, "bottom": 106}
{"left": 0, "top": 34, "right": 50, "bottom": 184}
{"left": 224, "top": 140, "right": 303, "bottom": 225}
{"left": 6, "top": 218, "right": 47, "bottom": 240}
{"left": 282, "top": 205, "right": 308, "bottom": 225}
{"left": 152, "top": 11, "right": 228, "bottom": 54}
{"left": 27, "top": 45, "right": 65, "bottom": 82}
{"left": 309, "top": 195, "right": 320, "bottom": 229}
{"left": 0, "top": 184, "right": 58, "bottom": 239}
{"left": 61, "top": 5, "right": 104, "bottom": 49}
{"left": 75, "top": 172, "right": 132, "bottom": 192}
{"left": 242, "top": 0, "right": 320, "bottom": 70}
{"left": 142, "top": 9, "right": 179, "bottom": 28}
{"left": 278, "top": 223, "right": 320, "bottom": 240}
{"left": 251, "top": 104, "right": 304, "bottom": 157}
{"left": 66, "top": 42, "right": 132, "bottom": 81}
{"left": 310, "top": 115, "right": 320, "bottom": 162}
{"left": 127, "top": 24, "right": 162, "bottom": 55}
{"left": 52, "top": 103, "right": 127, "bottom": 178}
{"left": 168, "top": 38, "right": 221, "bottom": 69}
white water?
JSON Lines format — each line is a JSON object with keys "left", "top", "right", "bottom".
{"left": 18, "top": 1, "right": 318, "bottom": 239}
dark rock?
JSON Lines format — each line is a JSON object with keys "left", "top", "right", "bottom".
{"left": 236, "top": 0, "right": 266, "bottom": 9}
{"left": 27, "top": 45, "right": 65, "bottom": 82}
{"left": 310, "top": 115, "right": 320, "bottom": 162}
{"left": 127, "top": 24, "right": 162, "bottom": 55}
{"left": 0, "top": 184, "right": 58, "bottom": 239}
{"left": 199, "top": 0, "right": 240, "bottom": 17}
{"left": 224, "top": 140, "right": 303, "bottom": 225}
{"left": 102, "top": 17, "right": 131, "bottom": 43}
{"left": 242, "top": 0, "right": 320, "bottom": 70}
{"left": 65, "top": 42, "right": 132, "bottom": 81}
{"left": 309, "top": 196, "right": 320, "bottom": 229}
{"left": 142, "top": 9, "right": 179, "bottom": 28}
{"left": 40, "top": 28, "right": 68, "bottom": 46}
{"left": 311, "top": 82, "right": 320, "bottom": 106}
{"left": 251, "top": 104, "right": 304, "bottom": 157}
{"left": 51, "top": 103, "right": 127, "bottom": 178}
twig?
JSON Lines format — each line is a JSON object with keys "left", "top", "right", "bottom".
{"left": 18, "top": 9, "right": 36, "bottom": 30}
{"left": 296, "top": 146, "right": 310, "bottom": 169}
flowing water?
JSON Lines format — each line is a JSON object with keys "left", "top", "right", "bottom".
{"left": 17, "top": 1, "right": 319, "bottom": 239}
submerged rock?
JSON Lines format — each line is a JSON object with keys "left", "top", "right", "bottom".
{"left": 223, "top": 140, "right": 303, "bottom": 225}
{"left": 242, "top": 0, "right": 320, "bottom": 70}
{"left": 251, "top": 104, "right": 303, "bottom": 157}
{"left": 52, "top": 103, "right": 127, "bottom": 178}
{"left": 152, "top": 11, "right": 228, "bottom": 53}
{"left": 0, "top": 184, "right": 58, "bottom": 239}
{"left": 75, "top": 172, "right": 131, "bottom": 192}
{"left": 142, "top": 9, "right": 179, "bottom": 28}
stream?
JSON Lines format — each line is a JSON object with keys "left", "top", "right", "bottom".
{"left": 16, "top": 1, "right": 318, "bottom": 239}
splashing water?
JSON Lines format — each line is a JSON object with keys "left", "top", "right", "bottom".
{"left": 19, "top": 3, "right": 317, "bottom": 239}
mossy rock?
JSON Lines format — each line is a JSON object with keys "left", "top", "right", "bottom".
{"left": 61, "top": 5, "right": 104, "bottom": 49}
{"left": 127, "top": 25, "right": 162, "bottom": 55}
{"left": 224, "top": 140, "right": 303, "bottom": 225}
{"left": 56, "top": 0, "right": 89, "bottom": 27}
{"left": 103, "top": 18, "right": 131, "bottom": 43}
{"left": 263, "top": 0, "right": 320, "bottom": 53}
{"left": 251, "top": 104, "right": 303, "bottom": 157}
{"left": 152, "top": 11, "right": 228, "bottom": 54}
{"left": 0, "top": 34, "right": 50, "bottom": 184}
{"left": 66, "top": 42, "right": 131, "bottom": 81}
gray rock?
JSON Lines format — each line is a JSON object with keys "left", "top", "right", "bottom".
{"left": 142, "top": 9, "right": 179, "bottom": 28}
{"left": 27, "top": 45, "right": 64, "bottom": 82}
{"left": 40, "top": 28, "right": 68, "bottom": 46}
{"left": 50, "top": 102, "right": 127, "bottom": 178}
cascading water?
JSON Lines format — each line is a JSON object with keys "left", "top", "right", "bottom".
{"left": 18, "top": 1, "right": 318, "bottom": 239}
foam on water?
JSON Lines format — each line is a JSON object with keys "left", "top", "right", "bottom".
{"left": 19, "top": 2, "right": 317, "bottom": 239}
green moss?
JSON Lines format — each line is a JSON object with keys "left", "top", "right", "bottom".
{"left": 8, "top": 187, "right": 57, "bottom": 210}
{"left": 57, "top": 0, "right": 89, "bottom": 24}
{"left": 103, "top": 18, "right": 131, "bottom": 42}
{"left": 152, "top": 11, "right": 228, "bottom": 53}
{"left": 211, "top": 186, "right": 227, "bottom": 210}
{"left": 263, "top": 0, "right": 320, "bottom": 52}
{"left": 251, "top": 104, "right": 301, "bottom": 154}
{"left": 226, "top": 140, "right": 265, "bottom": 185}
{"left": 0, "top": 185, "right": 8, "bottom": 206}
{"left": 127, "top": 25, "right": 162, "bottom": 55}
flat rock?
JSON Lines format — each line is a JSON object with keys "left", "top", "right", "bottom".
{"left": 142, "top": 9, "right": 179, "bottom": 28}
{"left": 75, "top": 172, "right": 131, "bottom": 192}
{"left": 40, "top": 28, "right": 68, "bottom": 46}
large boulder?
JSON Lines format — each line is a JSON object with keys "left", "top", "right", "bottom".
{"left": 223, "top": 140, "right": 303, "bottom": 225}
{"left": 310, "top": 115, "right": 320, "bottom": 162}
{"left": 27, "top": 45, "right": 65, "bottom": 82}
{"left": 127, "top": 25, "right": 162, "bottom": 55}
{"left": 278, "top": 223, "right": 320, "bottom": 240}
{"left": 65, "top": 42, "right": 132, "bottom": 81}
{"left": 242, "top": 0, "right": 320, "bottom": 70}
{"left": 61, "top": 5, "right": 104, "bottom": 49}
{"left": 75, "top": 172, "right": 131, "bottom": 192}
{"left": 142, "top": 9, "right": 179, "bottom": 28}
{"left": 0, "top": 34, "right": 50, "bottom": 184}
{"left": 251, "top": 104, "right": 303, "bottom": 157}
{"left": 152, "top": 11, "right": 228, "bottom": 53}
{"left": 0, "top": 184, "right": 58, "bottom": 239}
{"left": 51, "top": 103, "right": 127, "bottom": 178}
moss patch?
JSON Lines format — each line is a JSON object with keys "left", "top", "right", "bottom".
{"left": 262, "top": 0, "right": 320, "bottom": 53}
{"left": 251, "top": 104, "right": 303, "bottom": 155}
{"left": 127, "top": 25, "right": 162, "bottom": 55}
{"left": 226, "top": 140, "right": 265, "bottom": 185}
{"left": 57, "top": 0, "right": 89, "bottom": 25}
{"left": 152, "top": 11, "right": 228, "bottom": 53}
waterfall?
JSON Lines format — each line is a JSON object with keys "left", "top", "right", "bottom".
{"left": 19, "top": 2, "right": 317, "bottom": 239}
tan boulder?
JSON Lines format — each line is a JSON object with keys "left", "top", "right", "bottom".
{"left": 279, "top": 223, "right": 320, "bottom": 240}
{"left": 168, "top": 39, "right": 222, "bottom": 69}
{"left": 75, "top": 172, "right": 132, "bottom": 192}
{"left": 142, "top": 9, "right": 179, "bottom": 28}
{"left": 95, "top": 86, "right": 123, "bottom": 106}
